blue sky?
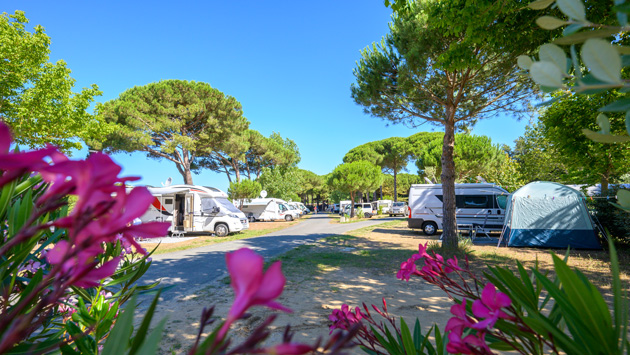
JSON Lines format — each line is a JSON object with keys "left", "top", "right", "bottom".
{"left": 7, "top": 1, "right": 532, "bottom": 192}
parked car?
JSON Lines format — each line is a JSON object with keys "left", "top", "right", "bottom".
{"left": 342, "top": 203, "right": 374, "bottom": 218}
{"left": 332, "top": 204, "right": 340, "bottom": 213}
{"left": 389, "top": 201, "right": 408, "bottom": 217}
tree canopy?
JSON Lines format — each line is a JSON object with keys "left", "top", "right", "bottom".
{"left": 228, "top": 179, "right": 262, "bottom": 209}
{"left": 537, "top": 93, "right": 630, "bottom": 194}
{"left": 95, "top": 80, "right": 248, "bottom": 185}
{"left": 257, "top": 166, "right": 303, "bottom": 202}
{"left": 0, "top": 11, "right": 103, "bottom": 151}
{"left": 351, "top": 0, "right": 552, "bottom": 246}
{"left": 328, "top": 161, "right": 383, "bottom": 217}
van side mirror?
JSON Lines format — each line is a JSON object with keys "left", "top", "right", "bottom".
{"left": 212, "top": 207, "right": 220, "bottom": 214}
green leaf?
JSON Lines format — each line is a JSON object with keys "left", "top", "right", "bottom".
{"left": 557, "top": 0, "right": 586, "bottom": 21}
{"left": 570, "top": 45, "right": 582, "bottom": 79}
{"left": 616, "top": 45, "right": 630, "bottom": 55}
{"left": 563, "top": 23, "right": 584, "bottom": 36}
{"left": 598, "top": 98, "right": 630, "bottom": 112}
{"left": 582, "top": 129, "right": 630, "bottom": 143}
{"left": 581, "top": 38, "right": 622, "bottom": 84}
{"left": 130, "top": 290, "right": 162, "bottom": 354}
{"left": 101, "top": 295, "right": 136, "bottom": 355}
{"left": 540, "top": 44, "right": 568, "bottom": 74}
{"left": 528, "top": 0, "right": 555, "bottom": 10}
{"left": 535, "top": 94, "right": 569, "bottom": 107}
{"left": 399, "top": 318, "right": 415, "bottom": 355}
{"left": 536, "top": 16, "right": 568, "bottom": 30}
{"left": 617, "top": 189, "right": 630, "bottom": 208}
{"left": 517, "top": 55, "right": 534, "bottom": 70}
{"left": 530, "top": 61, "right": 564, "bottom": 87}
{"left": 554, "top": 28, "right": 620, "bottom": 45}
{"left": 0, "top": 179, "right": 17, "bottom": 221}
{"left": 134, "top": 318, "right": 167, "bottom": 355}
{"left": 596, "top": 113, "right": 611, "bottom": 134}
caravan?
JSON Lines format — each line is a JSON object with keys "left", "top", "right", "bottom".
{"left": 140, "top": 185, "right": 249, "bottom": 237}
{"left": 241, "top": 198, "right": 300, "bottom": 222}
{"left": 408, "top": 183, "right": 509, "bottom": 235}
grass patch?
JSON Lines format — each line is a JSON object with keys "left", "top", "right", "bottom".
{"left": 145, "top": 220, "right": 303, "bottom": 255}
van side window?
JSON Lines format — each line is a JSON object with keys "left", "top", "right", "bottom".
{"left": 279, "top": 204, "right": 287, "bottom": 211}
{"left": 496, "top": 195, "right": 507, "bottom": 209}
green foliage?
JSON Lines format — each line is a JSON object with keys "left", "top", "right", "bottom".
{"left": 328, "top": 161, "right": 383, "bottom": 216}
{"left": 352, "top": 0, "right": 551, "bottom": 243}
{"left": 364, "top": 318, "right": 447, "bottom": 355}
{"left": 95, "top": 80, "right": 249, "bottom": 184}
{"left": 512, "top": 123, "right": 569, "bottom": 183}
{"left": 536, "top": 93, "right": 630, "bottom": 192}
{"left": 484, "top": 237, "right": 630, "bottom": 354}
{"left": 228, "top": 179, "right": 261, "bottom": 208}
{"left": 0, "top": 11, "right": 103, "bottom": 151}
{"left": 257, "top": 166, "right": 303, "bottom": 202}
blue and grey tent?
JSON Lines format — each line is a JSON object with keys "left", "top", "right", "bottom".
{"left": 501, "top": 181, "right": 600, "bottom": 249}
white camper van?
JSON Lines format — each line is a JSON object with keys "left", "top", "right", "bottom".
{"left": 241, "top": 198, "right": 299, "bottom": 222}
{"left": 339, "top": 200, "right": 352, "bottom": 215}
{"left": 408, "top": 183, "right": 508, "bottom": 236}
{"left": 140, "top": 185, "right": 249, "bottom": 237}
{"left": 373, "top": 200, "right": 393, "bottom": 214}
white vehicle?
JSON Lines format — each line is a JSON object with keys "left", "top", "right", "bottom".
{"left": 241, "top": 198, "right": 299, "bottom": 222}
{"left": 339, "top": 200, "right": 352, "bottom": 215}
{"left": 342, "top": 203, "right": 374, "bottom": 218}
{"left": 374, "top": 200, "right": 393, "bottom": 214}
{"left": 390, "top": 201, "right": 407, "bottom": 216}
{"left": 139, "top": 185, "right": 249, "bottom": 237}
{"left": 408, "top": 183, "right": 508, "bottom": 236}
{"left": 294, "top": 202, "right": 310, "bottom": 214}
{"left": 287, "top": 203, "right": 303, "bottom": 217}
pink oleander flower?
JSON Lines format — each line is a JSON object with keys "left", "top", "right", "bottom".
{"left": 415, "top": 242, "right": 430, "bottom": 259}
{"left": 445, "top": 299, "right": 476, "bottom": 335}
{"left": 445, "top": 299, "right": 493, "bottom": 354}
{"left": 447, "top": 329, "right": 491, "bottom": 355}
{"left": 396, "top": 257, "right": 422, "bottom": 281}
{"left": 0, "top": 123, "right": 57, "bottom": 185}
{"left": 219, "top": 248, "right": 291, "bottom": 338}
{"left": 328, "top": 304, "right": 364, "bottom": 334}
{"left": 252, "top": 343, "right": 315, "bottom": 355}
{"left": 46, "top": 240, "right": 122, "bottom": 288}
{"left": 446, "top": 255, "right": 462, "bottom": 273}
{"left": 471, "top": 283, "right": 513, "bottom": 330}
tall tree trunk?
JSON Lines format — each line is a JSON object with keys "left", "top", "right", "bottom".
{"left": 441, "top": 117, "right": 457, "bottom": 248}
{"left": 380, "top": 185, "right": 383, "bottom": 200}
{"left": 223, "top": 164, "right": 232, "bottom": 183}
{"left": 350, "top": 191, "right": 355, "bottom": 218}
{"left": 182, "top": 150, "right": 194, "bottom": 185}
{"left": 601, "top": 172, "right": 610, "bottom": 196}
{"left": 393, "top": 170, "right": 398, "bottom": 202}
{"left": 184, "top": 168, "right": 193, "bottom": 185}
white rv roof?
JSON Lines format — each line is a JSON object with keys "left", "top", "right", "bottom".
{"left": 143, "top": 185, "right": 228, "bottom": 198}
{"left": 410, "top": 183, "right": 508, "bottom": 193}
{"left": 243, "top": 198, "right": 288, "bottom": 206}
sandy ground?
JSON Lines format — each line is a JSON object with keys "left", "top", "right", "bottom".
{"left": 153, "top": 223, "right": 452, "bottom": 354}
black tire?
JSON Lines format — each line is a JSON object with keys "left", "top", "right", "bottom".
{"left": 214, "top": 223, "right": 229, "bottom": 237}
{"left": 364, "top": 212, "right": 372, "bottom": 218}
{"left": 285, "top": 214, "right": 293, "bottom": 222}
{"left": 422, "top": 222, "right": 438, "bottom": 236}
{"left": 389, "top": 214, "right": 392, "bottom": 217}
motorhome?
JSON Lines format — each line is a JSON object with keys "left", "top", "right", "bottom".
{"left": 373, "top": 200, "right": 393, "bottom": 214}
{"left": 241, "top": 198, "right": 299, "bottom": 222}
{"left": 139, "top": 185, "right": 249, "bottom": 237}
{"left": 408, "top": 183, "right": 509, "bottom": 236}
{"left": 290, "top": 202, "right": 309, "bottom": 214}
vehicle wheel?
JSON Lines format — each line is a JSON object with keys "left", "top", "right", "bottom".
{"left": 422, "top": 222, "right": 438, "bottom": 236}
{"left": 389, "top": 214, "right": 392, "bottom": 217}
{"left": 285, "top": 215, "right": 293, "bottom": 222}
{"left": 364, "top": 212, "right": 372, "bottom": 218}
{"left": 214, "top": 223, "right": 229, "bottom": 237}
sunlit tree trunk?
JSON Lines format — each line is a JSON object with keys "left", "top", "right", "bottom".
{"left": 441, "top": 114, "right": 457, "bottom": 248}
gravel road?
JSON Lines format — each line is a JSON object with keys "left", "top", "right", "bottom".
{"left": 138, "top": 214, "right": 401, "bottom": 303}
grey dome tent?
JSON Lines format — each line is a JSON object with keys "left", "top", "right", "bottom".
{"left": 501, "top": 181, "right": 600, "bottom": 249}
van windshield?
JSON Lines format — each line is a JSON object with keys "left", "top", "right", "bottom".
{"left": 201, "top": 197, "right": 241, "bottom": 214}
